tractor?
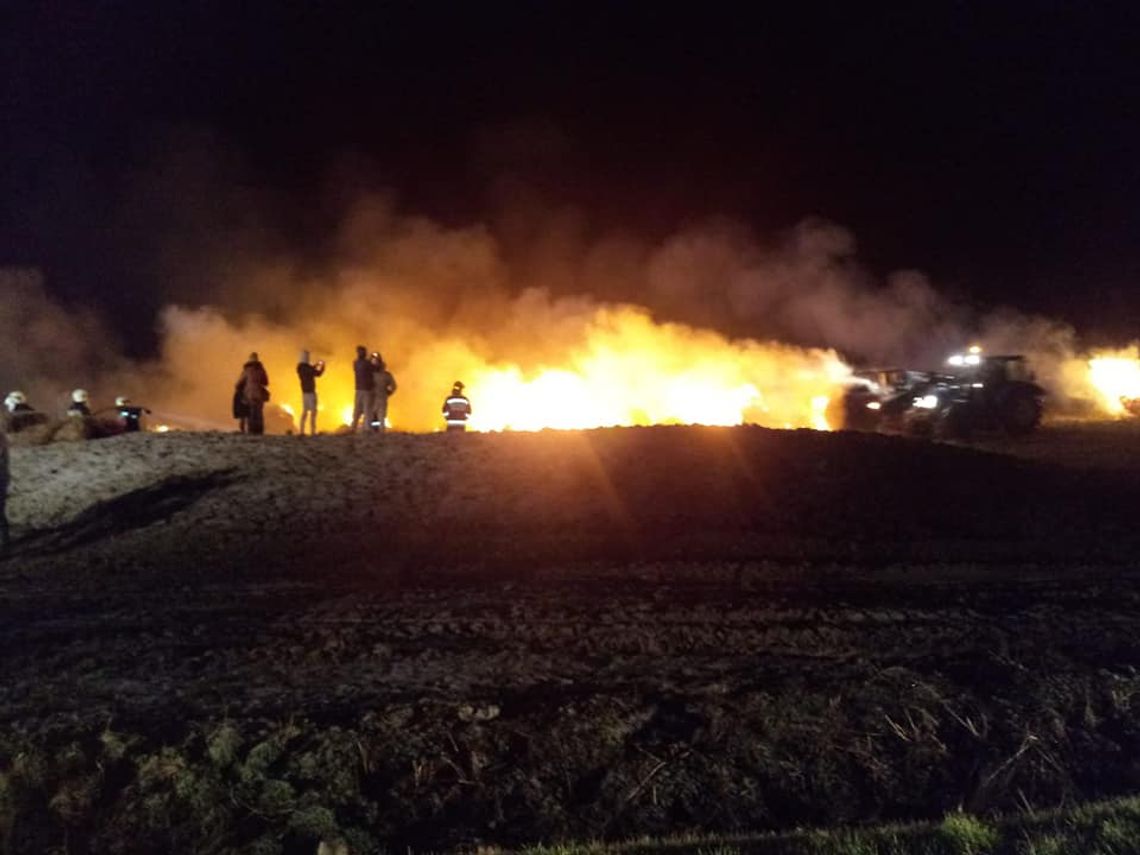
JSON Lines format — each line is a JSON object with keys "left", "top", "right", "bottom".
{"left": 900, "top": 352, "right": 1045, "bottom": 440}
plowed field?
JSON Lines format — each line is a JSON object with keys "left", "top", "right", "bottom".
{"left": 3, "top": 423, "right": 1140, "bottom": 852}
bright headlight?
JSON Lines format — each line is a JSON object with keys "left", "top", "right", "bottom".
{"left": 913, "top": 394, "right": 940, "bottom": 409}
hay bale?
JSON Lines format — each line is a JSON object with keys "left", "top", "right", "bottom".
{"left": 50, "top": 417, "right": 92, "bottom": 443}
{"left": 7, "top": 421, "right": 55, "bottom": 446}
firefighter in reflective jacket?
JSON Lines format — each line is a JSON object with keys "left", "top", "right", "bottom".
{"left": 442, "top": 382, "right": 472, "bottom": 432}
{"left": 67, "top": 389, "right": 91, "bottom": 417}
{"left": 115, "top": 396, "right": 150, "bottom": 432}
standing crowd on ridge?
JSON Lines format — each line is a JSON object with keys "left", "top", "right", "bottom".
{"left": 0, "top": 346, "right": 473, "bottom": 442}
{"left": 231, "top": 345, "right": 471, "bottom": 436}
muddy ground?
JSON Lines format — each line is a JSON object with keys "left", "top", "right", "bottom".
{"left": 2, "top": 422, "right": 1140, "bottom": 852}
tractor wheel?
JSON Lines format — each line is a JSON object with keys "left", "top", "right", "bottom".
{"left": 935, "top": 406, "right": 972, "bottom": 442}
{"left": 1002, "top": 390, "right": 1042, "bottom": 436}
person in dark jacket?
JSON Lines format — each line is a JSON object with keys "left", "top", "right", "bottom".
{"left": 4, "top": 391, "right": 46, "bottom": 433}
{"left": 442, "top": 381, "right": 472, "bottom": 432}
{"left": 368, "top": 352, "right": 397, "bottom": 432}
{"left": 296, "top": 349, "right": 326, "bottom": 436}
{"left": 115, "top": 396, "right": 151, "bottom": 432}
{"left": 236, "top": 352, "right": 270, "bottom": 435}
{"left": 232, "top": 386, "right": 249, "bottom": 433}
{"left": 351, "top": 345, "right": 375, "bottom": 432}
{"left": 4, "top": 391, "right": 31, "bottom": 415}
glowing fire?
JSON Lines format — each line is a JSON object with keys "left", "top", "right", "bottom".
{"left": 1087, "top": 347, "right": 1140, "bottom": 416}
{"left": 298, "top": 307, "right": 849, "bottom": 432}
{"left": 459, "top": 311, "right": 847, "bottom": 432}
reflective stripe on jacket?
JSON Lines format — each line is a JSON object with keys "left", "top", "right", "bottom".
{"left": 442, "top": 395, "right": 471, "bottom": 422}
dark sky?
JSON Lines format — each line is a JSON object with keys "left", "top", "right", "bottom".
{"left": 3, "top": 2, "right": 1140, "bottom": 345}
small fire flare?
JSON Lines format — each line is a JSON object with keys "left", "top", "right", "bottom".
{"left": 1087, "top": 347, "right": 1140, "bottom": 416}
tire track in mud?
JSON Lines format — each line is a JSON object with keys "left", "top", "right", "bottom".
{"left": 4, "top": 575, "right": 1140, "bottom": 728}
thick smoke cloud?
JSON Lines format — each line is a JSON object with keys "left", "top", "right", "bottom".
{"left": 0, "top": 130, "right": 1126, "bottom": 428}
{"left": 644, "top": 218, "right": 969, "bottom": 365}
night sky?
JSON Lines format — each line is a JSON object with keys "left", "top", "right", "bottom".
{"left": 3, "top": 2, "right": 1139, "bottom": 347}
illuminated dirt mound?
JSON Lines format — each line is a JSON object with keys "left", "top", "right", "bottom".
{"left": 8, "top": 424, "right": 1140, "bottom": 581}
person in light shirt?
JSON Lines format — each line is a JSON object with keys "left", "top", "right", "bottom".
{"left": 296, "top": 350, "right": 326, "bottom": 436}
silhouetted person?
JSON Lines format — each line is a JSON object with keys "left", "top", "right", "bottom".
{"left": 368, "top": 352, "right": 397, "bottom": 432}
{"left": 296, "top": 349, "right": 326, "bottom": 436}
{"left": 351, "top": 345, "right": 375, "bottom": 432}
{"left": 236, "top": 352, "right": 270, "bottom": 435}
{"left": 4, "top": 391, "right": 46, "bottom": 433}
{"left": 3, "top": 391, "right": 30, "bottom": 415}
{"left": 115, "top": 396, "right": 150, "bottom": 432}
{"left": 232, "top": 386, "right": 249, "bottom": 433}
{"left": 442, "top": 381, "right": 472, "bottom": 432}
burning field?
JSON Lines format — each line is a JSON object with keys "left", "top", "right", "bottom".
{"left": 6, "top": 205, "right": 1140, "bottom": 440}
{"left": 4, "top": 421, "right": 1140, "bottom": 852}
{"left": 5, "top": 206, "right": 1140, "bottom": 854}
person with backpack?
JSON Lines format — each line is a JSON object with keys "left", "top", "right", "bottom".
{"left": 236, "top": 352, "right": 270, "bottom": 435}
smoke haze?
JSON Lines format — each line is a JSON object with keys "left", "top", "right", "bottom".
{"left": 0, "top": 133, "right": 1129, "bottom": 430}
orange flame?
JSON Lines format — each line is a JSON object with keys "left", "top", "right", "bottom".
{"left": 1086, "top": 346, "right": 1140, "bottom": 416}
{"left": 456, "top": 309, "right": 848, "bottom": 432}
{"left": 157, "top": 302, "right": 850, "bottom": 433}
{"left": 302, "top": 306, "right": 849, "bottom": 432}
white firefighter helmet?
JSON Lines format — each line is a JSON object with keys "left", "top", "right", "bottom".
{"left": 71, "top": 388, "right": 89, "bottom": 403}
{"left": 4, "top": 391, "right": 26, "bottom": 411}
{"left": 115, "top": 395, "right": 130, "bottom": 408}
